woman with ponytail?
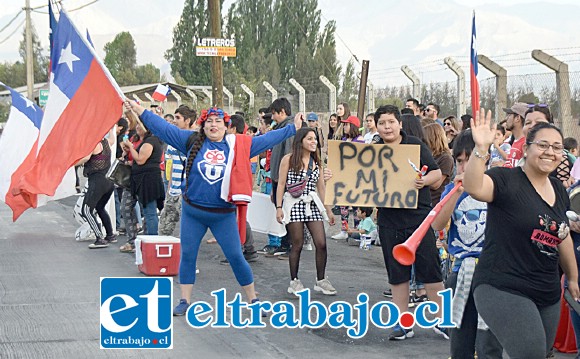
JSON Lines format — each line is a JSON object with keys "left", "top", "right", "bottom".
{"left": 124, "top": 100, "right": 303, "bottom": 316}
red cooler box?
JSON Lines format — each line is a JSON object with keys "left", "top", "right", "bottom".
{"left": 135, "top": 235, "right": 181, "bottom": 276}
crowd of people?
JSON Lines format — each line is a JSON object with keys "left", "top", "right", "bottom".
{"left": 72, "top": 95, "right": 580, "bottom": 359}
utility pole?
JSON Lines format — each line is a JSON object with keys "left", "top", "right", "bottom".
{"left": 356, "top": 60, "right": 369, "bottom": 121}
{"left": 208, "top": 0, "right": 223, "bottom": 108}
{"left": 25, "top": 0, "right": 34, "bottom": 100}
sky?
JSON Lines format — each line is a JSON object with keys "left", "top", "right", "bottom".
{"left": 0, "top": 0, "right": 579, "bottom": 88}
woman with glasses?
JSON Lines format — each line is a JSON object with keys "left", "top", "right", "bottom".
{"left": 443, "top": 115, "right": 462, "bottom": 149}
{"left": 523, "top": 104, "right": 574, "bottom": 188}
{"left": 464, "top": 109, "right": 579, "bottom": 358}
{"left": 432, "top": 129, "right": 502, "bottom": 359}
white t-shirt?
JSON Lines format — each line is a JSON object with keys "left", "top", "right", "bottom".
{"left": 363, "top": 131, "right": 378, "bottom": 144}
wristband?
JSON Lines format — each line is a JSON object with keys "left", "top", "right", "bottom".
{"left": 473, "top": 148, "right": 490, "bottom": 161}
{"left": 276, "top": 206, "right": 282, "bottom": 209}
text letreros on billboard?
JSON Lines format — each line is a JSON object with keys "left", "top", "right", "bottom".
{"left": 195, "top": 37, "right": 237, "bottom": 57}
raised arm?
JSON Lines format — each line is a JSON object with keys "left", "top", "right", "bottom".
{"left": 250, "top": 113, "right": 303, "bottom": 157}
{"left": 463, "top": 109, "right": 496, "bottom": 203}
{"left": 250, "top": 124, "right": 296, "bottom": 158}
{"left": 124, "top": 100, "right": 193, "bottom": 155}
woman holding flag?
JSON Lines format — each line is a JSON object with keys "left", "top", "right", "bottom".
{"left": 124, "top": 100, "right": 302, "bottom": 316}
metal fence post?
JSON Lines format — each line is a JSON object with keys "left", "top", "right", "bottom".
{"left": 401, "top": 65, "right": 421, "bottom": 99}
{"left": 240, "top": 84, "right": 255, "bottom": 111}
{"left": 289, "top": 78, "right": 306, "bottom": 113}
{"left": 223, "top": 87, "right": 234, "bottom": 114}
{"left": 263, "top": 81, "right": 278, "bottom": 104}
{"left": 531, "top": 50, "right": 573, "bottom": 137}
{"left": 185, "top": 88, "right": 198, "bottom": 107}
{"left": 444, "top": 57, "right": 466, "bottom": 118}
{"left": 478, "top": 54, "right": 507, "bottom": 121}
{"left": 319, "top": 75, "right": 336, "bottom": 113}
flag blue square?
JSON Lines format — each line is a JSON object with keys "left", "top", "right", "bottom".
{"left": 100, "top": 277, "right": 173, "bottom": 349}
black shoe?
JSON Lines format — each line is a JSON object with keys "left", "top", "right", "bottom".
{"left": 244, "top": 251, "right": 259, "bottom": 262}
{"left": 105, "top": 234, "right": 118, "bottom": 243}
{"left": 389, "top": 326, "right": 414, "bottom": 340}
{"left": 220, "top": 258, "right": 229, "bottom": 265}
{"left": 88, "top": 239, "right": 109, "bottom": 249}
{"left": 383, "top": 289, "right": 392, "bottom": 298}
{"left": 118, "top": 227, "right": 126, "bottom": 235}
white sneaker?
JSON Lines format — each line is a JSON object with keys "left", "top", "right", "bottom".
{"left": 304, "top": 242, "right": 313, "bottom": 251}
{"left": 314, "top": 278, "right": 337, "bottom": 295}
{"left": 331, "top": 231, "right": 348, "bottom": 240}
{"left": 288, "top": 278, "right": 305, "bottom": 296}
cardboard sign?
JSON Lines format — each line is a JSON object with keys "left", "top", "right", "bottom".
{"left": 325, "top": 140, "right": 420, "bottom": 209}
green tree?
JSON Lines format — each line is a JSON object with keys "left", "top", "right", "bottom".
{"left": 0, "top": 101, "right": 10, "bottom": 123}
{"left": 18, "top": 23, "right": 49, "bottom": 85}
{"left": 165, "top": 0, "right": 212, "bottom": 85}
{"left": 339, "top": 59, "right": 358, "bottom": 110}
{"left": 104, "top": 31, "right": 138, "bottom": 86}
{"left": 315, "top": 21, "right": 340, "bottom": 88}
{"left": 224, "top": 0, "right": 339, "bottom": 91}
{"left": 135, "top": 63, "right": 160, "bottom": 84}
{"left": 0, "top": 61, "right": 26, "bottom": 88}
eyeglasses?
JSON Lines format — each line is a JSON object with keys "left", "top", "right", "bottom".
{"left": 527, "top": 103, "right": 548, "bottom": 108}
{"left": 453, "top": 209, "right": 481, "bottom": 222}
{"left": 444, "top": 122, "right": 452, "bottom": 126}
{"left": 526, "top": 141, "right": 564, "bottom": 153}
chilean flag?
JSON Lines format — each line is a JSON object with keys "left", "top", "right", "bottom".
{"left": 152, "top": 84, "right": 170, "bottom": 102}
{"left": 0, "top": 84, "right": 43, "bottom": 219}
{"left": 0, "top": 83, "right": 76, "bottom": 220}
{"left": 14, "top": 10, "right": 124, "bottom": 207}
{"left": 470, "top": 11, "right": 480, "bottom": 116}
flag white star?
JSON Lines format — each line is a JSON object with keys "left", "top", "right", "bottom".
{"left": 58, "top": 42, "right": 80, "bottom": 73}
{"left": 21, "top": 95, "right": 36, "bottom": 111}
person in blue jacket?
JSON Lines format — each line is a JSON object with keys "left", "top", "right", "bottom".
{"left": 124, "top": 100, "right": 303, "bottom": 316}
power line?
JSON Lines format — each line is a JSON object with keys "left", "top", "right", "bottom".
{"left": 32, "top": 0, "right": 98, "bottom": 14}
{"left": 0, "top": 19, "right": 25, "bottom": 45}
{"left": 0, "top": 10, "right": 23, "bottom": 34}
{"left": 319, "top": 12, "right": 359, "bottom": 66}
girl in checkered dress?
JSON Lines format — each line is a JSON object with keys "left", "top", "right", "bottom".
{"left": 276, "top": 127, "right": 337, "bottom": 296}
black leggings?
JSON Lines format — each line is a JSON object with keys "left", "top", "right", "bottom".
{"left": 286, "top": 221, "right": 327, "bottom": 281}
{"left": 473, "top": 284, "right": 560, "bottom": 359}
{"left": 82, "top": 174, "right": 114, "bottom": 239}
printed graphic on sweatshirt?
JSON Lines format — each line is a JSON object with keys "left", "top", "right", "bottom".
{"left": 198, "top": 149, "right": 226, "bottom": 185}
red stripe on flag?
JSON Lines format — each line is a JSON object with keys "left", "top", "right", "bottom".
{"left": 16, "top": 59, "right": 122, "bottom": 200}
{"left": 470, "top": 69, "right": 480, "bottom": 116}
{"left": 5, "top": 143, "right": 39, "bottom": 221}
{"left": 152, "top": 92, "right": 167, "bottom": 102}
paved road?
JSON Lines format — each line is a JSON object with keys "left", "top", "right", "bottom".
{"left": 0, "top": 198, "right": 576, "bottom": 358}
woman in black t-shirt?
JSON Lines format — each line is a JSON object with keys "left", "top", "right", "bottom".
{"left": 464, "top": 110, "right": 579, "bottom": 359}
{"left": 119, "top": 123, "right": 165, "bottom": 252}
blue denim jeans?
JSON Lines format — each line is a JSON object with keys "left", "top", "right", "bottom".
{"left": 142, "top": 200, "right": 159, "bottom": 235}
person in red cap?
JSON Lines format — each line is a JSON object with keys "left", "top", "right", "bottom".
{"left": 124, "top": 100, "right": 303, "bottom": 316}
